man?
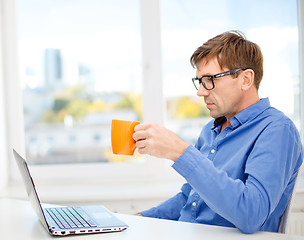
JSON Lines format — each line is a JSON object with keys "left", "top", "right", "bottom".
{"left": 132, "top": 30, "right": 303, "bottom": 234}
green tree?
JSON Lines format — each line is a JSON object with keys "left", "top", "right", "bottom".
{"left": 114, "top": 92, "right": 142, "bottom": 120}
{"left": 42, "top": 110, "right": 61, "bottom": 123}
{"left": 115, "top": 93, "right": 134, "bottom": 109}
{"left": 66, "top": 99, "right": 90, "bottom": 120}
{"left": 172, "top": 96, "right": 209, "bottom": 119}
{"left": 53, "top": 98, "right": 69, "bottom": 113}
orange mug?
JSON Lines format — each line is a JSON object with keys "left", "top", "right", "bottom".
{"left": 111, "top": 119, "right": 140, "bottom": 155}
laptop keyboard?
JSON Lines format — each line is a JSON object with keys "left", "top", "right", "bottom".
{"left": 45, "top": 207, "right": 98, "bottom": 229}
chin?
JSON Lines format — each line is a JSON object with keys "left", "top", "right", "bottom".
{"left": 209, "top": 112, "right": 218, "bottom": 118}
{"left": 210, "top": 113, "right": 223, "bottom": 119}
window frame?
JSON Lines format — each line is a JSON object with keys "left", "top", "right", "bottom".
{"left": 299, "top": 0, "right": 304, "bottom": 142}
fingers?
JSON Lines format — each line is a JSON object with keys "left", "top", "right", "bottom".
{"left": 135, "top": 138, "right": 146, "bottom": 151}
{"left": 133, "top": 123, "right": 155, "bottom": 155}
{"left": 132, "top": 130, "right": 146, "bottom": 142}
{"left": 133, "top": 132, "right": 148, "bottom": 154}
{"left": 134, "top": 123, "right": 149, "bottom": 131}
{"left": 133, "top": 123, "right": 154, "bottom": 141}
{"left": 137, "top": 145, "right": 147, "bottom": 155}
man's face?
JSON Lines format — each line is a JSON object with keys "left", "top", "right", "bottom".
{"left": 195, "top": 57, "right": 244, "bottom": 121}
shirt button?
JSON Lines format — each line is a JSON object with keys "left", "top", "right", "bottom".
{"left": 211, "top": 149, "right": 216, "bottom": 153}
{"left": 192, "top": 202, "right": 197, "bottom": 207}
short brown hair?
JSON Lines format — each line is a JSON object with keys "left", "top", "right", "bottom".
{"left": 190, "top": 30, "right": 263, "bottom": 89}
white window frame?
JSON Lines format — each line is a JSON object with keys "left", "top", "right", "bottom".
{"left": 299, "top": 0, "right": 304, "bottom": 142}
{"left": 299, "top": 0, "right": 304, "bottom": 180}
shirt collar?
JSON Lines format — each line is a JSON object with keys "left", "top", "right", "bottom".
{"left": 212, "top": 98, "right": 271, "bottom": 132}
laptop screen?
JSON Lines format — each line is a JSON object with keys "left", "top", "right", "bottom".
{"left": 13, "top": 149, "right": 50, "bottom": 230}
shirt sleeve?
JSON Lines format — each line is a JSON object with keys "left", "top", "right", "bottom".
{"left": 172, "top": 122, "right": 303, "bottom": 234}
{"left": 140, "top": 183, "right": 192, "bottom": 220}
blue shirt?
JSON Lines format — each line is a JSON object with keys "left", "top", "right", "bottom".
{"left": 141, "top": 98, "right": 303, "bottom": 233}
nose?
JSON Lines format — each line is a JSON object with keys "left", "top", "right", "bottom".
{"left": 197, "top": 84, "right": 210, "bottom": 97}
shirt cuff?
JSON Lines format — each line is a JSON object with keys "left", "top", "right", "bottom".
{"left": 140, "top": 207, "right": 158, "bottom": 218}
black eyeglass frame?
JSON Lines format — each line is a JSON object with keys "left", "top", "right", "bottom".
{"left": 192, "top": 68, "right": 248, "bottom": 90}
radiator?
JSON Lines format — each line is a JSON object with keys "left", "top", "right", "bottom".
{"left": 287, "top": 212, "right": 304, "bottom": 236}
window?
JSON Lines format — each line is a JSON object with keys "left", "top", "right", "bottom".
{"left": 161, "top": 0, "right": 301, "bottom": 142}
{"left": 5, "top": 0, "right": 183, "bottom": 203}
{"left": 1, "top": 0, "right": 303, "bottom": 201}
{"left": 17, "top": 0, "right": 143, "bottom": 164}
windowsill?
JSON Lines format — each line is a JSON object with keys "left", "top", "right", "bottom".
{"left": 4, "top": 177, "right": 304, "bottom": 207}
{"left": 3, "top": 158, "right": 186, "bottom": 205}
{"left": 1, "top": 179, "right": 185, "bottom": 203}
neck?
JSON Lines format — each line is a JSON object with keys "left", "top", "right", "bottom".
{"left": 221, "top": 90, "right": 260, "bottom": 133}
{"left": 242, "top": 89, "right": 260, "bottom": 111}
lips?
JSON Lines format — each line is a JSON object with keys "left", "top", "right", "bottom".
{"left": 205, "top": 102, "right": 214, "bottom": 108}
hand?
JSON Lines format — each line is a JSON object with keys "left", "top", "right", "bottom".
{"left": 133, "top": 123, "right": 189, "bottom": 161}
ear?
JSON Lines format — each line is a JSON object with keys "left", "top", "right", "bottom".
{"left": 241, "top": 69, "right": 255, "bottom": 91}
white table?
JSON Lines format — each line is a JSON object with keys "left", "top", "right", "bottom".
{"left": 0, "top": 198, "right": 303, "bottom": 240}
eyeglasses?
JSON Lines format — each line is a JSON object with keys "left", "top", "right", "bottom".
{"left": 192, "top": 68, "right": 247, "bottom": 90}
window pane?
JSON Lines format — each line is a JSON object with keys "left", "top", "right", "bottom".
{"left": 161, "top": 0, "right": 299, "bottom": 144}
{"left": 17, "top": 0, "right": 142, "bottom": 164}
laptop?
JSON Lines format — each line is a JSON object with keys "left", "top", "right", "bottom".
{"left": 13, "top": 149, "right": 129, "bottom": 236}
